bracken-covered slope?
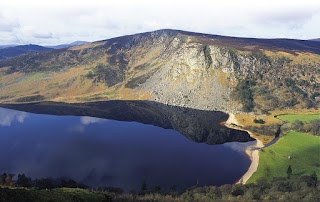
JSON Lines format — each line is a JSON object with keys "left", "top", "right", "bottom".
{"left": 0, "top": 29, "right": 319, "bottom": 113}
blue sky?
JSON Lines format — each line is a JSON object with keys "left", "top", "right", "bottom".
{"left": 0, "top": 0, "right": 319, "bottom": 45}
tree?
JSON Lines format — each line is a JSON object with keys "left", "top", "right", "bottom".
{"left": 170, "top": 185, "right": 177, "bottom": 192}
{"left": 16, "top": 174, "right": 32, "bottom": 187}
{"left": 141, "top": 179, "right": 147, "bottom": 191}
{"left": 0, "top": 173, "right": 7, "bottom": 185}
{"left": 34, "top": 178, "right": 54, "bottom": 189}
{"left": 0, "top": 173, "right": 15, "bottom": 186}
{"left": 287, "top": 165, "right": 292, "bottom": 179}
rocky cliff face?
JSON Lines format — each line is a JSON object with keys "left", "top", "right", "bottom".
{"left": 0, "top": 29, "right": 319, "bottom": 113}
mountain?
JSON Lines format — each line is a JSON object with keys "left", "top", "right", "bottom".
{"left": 46, "top": 41, "right": 89, "bottom": 49}
{"left": 0, "top": 44, "right": 19, "bottom": 49}
{"left": 0, "top": 44, "right": 52, "bottom": 60}
{"left": 0, "top": 29, "right": 319, "bottom": 113}
{"left": 310, "top": 38, "right": 320, "bottom": 42}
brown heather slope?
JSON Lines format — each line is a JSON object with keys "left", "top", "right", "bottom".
{"left": 0, "top": 29, "right": 319, "bottom": 114}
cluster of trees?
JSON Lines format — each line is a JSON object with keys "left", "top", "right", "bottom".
{"left": 247, "top": 119, "right": 320, "bottom": 137}
{"left": 109, "top": 172, "right": 318, "bottom": 201}
{"left": 0, "top": 173, "right": 86, "bottom": 189}
{"left": 231, "top": 73, "right": 318, "bottom": 113}
{"left": 179, "top": 174, "right": 318, "bottom": 201}
{"left": 282, "top": 119, "right": 320, "bottom": 136}
{"left": 246, "top": 124, "right": 281, "bottom": 137}
{"left": 1, "top": 169, "right": 319, "bottom": 202}
{"left": 85, "top": 63, "right": 123, "bottom": 87}
{"left": 231, "top": 79, "right": 256, "bottom": 112}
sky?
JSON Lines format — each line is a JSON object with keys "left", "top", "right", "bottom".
{"left": 0, "top": 0, "right": 319, "bottom": 45}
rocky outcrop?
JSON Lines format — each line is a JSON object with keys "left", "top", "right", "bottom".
{"left": 0, "top": 29, "right": 319, "bottom": 113}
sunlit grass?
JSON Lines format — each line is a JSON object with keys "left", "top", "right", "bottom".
{"left": 248, "top": 131, "right": 320, "bottom": 183}
{"left": 277, "top": 114, "right": 320, "bottom": 123}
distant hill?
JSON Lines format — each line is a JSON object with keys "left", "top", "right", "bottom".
{"left": 46, "top": 41, "right": 88, "bottom": 49}
{"left": 310, "top": 38, "right": 320, "bottom": 42}
{"left": 0, "top": 44, "right": 19, "bottom": 49}
{"left": 0, "top": 45, "right": 52, "bottom": 60}
{"left": 0, "top": 29, "right": 319, "bottom": 113}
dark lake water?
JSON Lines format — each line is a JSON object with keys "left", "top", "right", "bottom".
{"left": 0, "top": 101, "right": 254, "bottom": 191}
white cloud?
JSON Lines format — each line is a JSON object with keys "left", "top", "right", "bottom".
{"left": 0, "top": 0, "right": 319, "bottom": 45}
{"left": 19, "top": 26, "right": 53, "bottom": 38}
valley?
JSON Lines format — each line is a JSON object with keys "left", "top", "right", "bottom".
{"left": 0, "top": 29, "right": 319, "bottom": 201}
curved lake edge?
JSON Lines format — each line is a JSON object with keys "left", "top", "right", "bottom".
{"left": 224, "top": 113, "right": 280, "bottom": 184}
{"left": 0, "top": 101, "right": 257, "bottom": 190}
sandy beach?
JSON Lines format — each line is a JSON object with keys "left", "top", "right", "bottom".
{"left": 224, "top": 113, "right": 264, "bottom": 184}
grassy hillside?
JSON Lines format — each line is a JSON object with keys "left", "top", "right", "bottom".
{"left": 248, "top": 131, "right": 320, "bottom": 183}
{"left": 0, "top": 29, "right": 319, "bottom": 113}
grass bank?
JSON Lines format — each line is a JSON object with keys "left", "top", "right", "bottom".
{"left": 248, "top": 130, "right": 320, "bottom": 183}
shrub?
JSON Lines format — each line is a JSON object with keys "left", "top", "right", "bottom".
{"left": 310, "top": 119, "right": 320, "bottom": 136}
{"left": 254, "top": 86, "right": 269, "bottom": 96}
{"left": 310, "top": 92, "right": 320, "bottom": 100}
{"left": 231, "top": 187, "right": 244, "bottom": 196}
{"left": 246, "top": 124, "right": 280, "bottom": 137}
{"left": 291, "top": 120, "right": 304, "bottom": 131}
{"left": 254, "top": 119, "right": 265, "bottom": 124}
{"left": 86, "top": 71, "right": 95, "bottom": 79}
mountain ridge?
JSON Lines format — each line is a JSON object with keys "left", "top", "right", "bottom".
{"left": 0, "top": 29, "right": 319, "bottom": 113}
{"left": 0, "top": 44, "right": 52, "bottom": 60}
{"left": 97, "top": 29, "right": 320, "bottom": 54}
{"left": 46, "top": 41, "right": 89, "bottom": 49}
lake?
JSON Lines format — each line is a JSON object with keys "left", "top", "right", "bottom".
{"left": 0, "top": 101, "right": 255, "bottom": 191}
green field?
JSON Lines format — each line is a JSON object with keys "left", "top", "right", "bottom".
{"left": 277, "top": 114, "right": 320, "bottom": 123}
{"left": 248, "top": 131, "right": 320, "bottom": 183}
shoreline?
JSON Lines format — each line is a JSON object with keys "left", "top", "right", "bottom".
{"left": 224, "top": 113, "right": 264, "bottom": 184}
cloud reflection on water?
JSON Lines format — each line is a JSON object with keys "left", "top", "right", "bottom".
{"left": 80, "top": 116, "right": 105, "bottom": 125}
{"left": 69, "top": 116, "right": 106, "bottom": 133}
{"left": 0, "top": 108, "right": 28, "bottom": 126}
{"left": 223, "top": 140, "right": 257, "bottom": 153}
